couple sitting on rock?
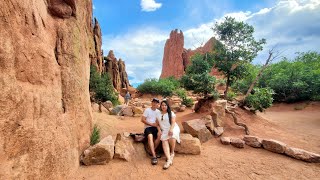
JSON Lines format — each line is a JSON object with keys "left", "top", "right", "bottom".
{"left": 141, "top": 98, "right": 180, "bottom": 169}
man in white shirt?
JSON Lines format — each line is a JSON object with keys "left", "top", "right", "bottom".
{"left": 141, "top": 98, "right": 161, "bottom": 165}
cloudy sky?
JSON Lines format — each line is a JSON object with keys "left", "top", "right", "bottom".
{"left": 93, "top": 0, "right": 320, "bottom": 87}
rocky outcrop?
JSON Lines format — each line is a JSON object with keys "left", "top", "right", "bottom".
{"left": 104, "top": 50, "right": 131, "bottom": 91}
{"left": 160, "top": 30, "right": 220, "bottom": 79}
{"left": 160, "top": 29, "right": 185, "bottom": 79}
{"left": 91, "top": 18, "right": 104, "bottom": 74}
{"left": 0, "top": 0, "right": 94, "bottom": 179}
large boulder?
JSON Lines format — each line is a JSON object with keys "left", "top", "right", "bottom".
{"left": 175, "top": 134, "right": 201, "bottom": 155}
{"left": 111, "top": 105, "right": 125, "bottom": 115}
{"left": 80, "top": 136, "right": 115, "bottom": 165}
{"left": 285, "top": 147, "right": 320, "bottom": 163}
{"left": 182, "top": 119, "right": 212, "bottom": 143}
{"left": 243, "top": 135, "right": 262, "bottom": 148}
{"left": 121, "top": 107, "right": 134, "bottom": 117}
{"left": 262, "top": 139, "right": 287, "bottom": 154}
{"left": 201, "top": 115, "right": 214, "bottom": 133}
{"left": 132, "top": 106, "right": 144, "bottom": 115}
{"left": 114, "top": 133, "right": 135, "bottom": 161}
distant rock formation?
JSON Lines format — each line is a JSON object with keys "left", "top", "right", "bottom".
{"left": 160, "top": 29, "right": 185, "bottom": 79}
{"left": 104, "top": 50, "right": 131, "bottom": 91}
{"left": 0, "top": 0, "right": 94, "bottom": 179}
{"left": 91, "top": 18, "right": 105, "bottom": 74}
{"left": 160, "top": 30, "right": 220, "bottom": 79}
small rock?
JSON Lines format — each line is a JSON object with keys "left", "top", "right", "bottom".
{"left": 262, "top": 139, "right": 287, "bottom": 154}
{"left": 230, "top": 138, "right": 245, "bottom": 148}
{"left": 213, "top": 127, "right": 224, "bottom": 137}
{"left": 285, "top": 147, "right": 320, "bottom": 163}
{"left": 220, "top": 137, "right": 230, "bottom": 145}
{"left": 243, "top": 135, "right": 262, "bottom": 148}
{"left": 179, "top": 105, "right": 186, "bottom": 112}
{"left": 175, "top": 134, "right": 201, "bottom": 155}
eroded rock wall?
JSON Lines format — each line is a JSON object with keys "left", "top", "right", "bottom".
{"left": 0, "top": 0, "right": 93, "bottom": 179}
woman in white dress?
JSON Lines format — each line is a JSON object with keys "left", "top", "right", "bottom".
{"left": 156, "top": 100, "right": 180, "bottom": 169}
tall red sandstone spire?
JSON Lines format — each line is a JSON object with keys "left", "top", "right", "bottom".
{"left": 160, "top": 29, "right": 219, "bottom": 79}
{"left": 160, "top": 29, "right": 185, "bottom": 79}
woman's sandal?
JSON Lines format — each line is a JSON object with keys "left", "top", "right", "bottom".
{"left": 151, "top": 157, "right": 158, "bottom": 165}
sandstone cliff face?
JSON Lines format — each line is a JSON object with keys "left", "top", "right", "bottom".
{"left": 160, "top": 30, "right": 219, "bottom": 79}
{"left": 0, "top": 0, "right": 93, "bottom": 179}
{"left": 104, "top": 50, "right": 131, "bottom": 91}
{"left": 160, "top": 29, "right": 185, "bottom": 79}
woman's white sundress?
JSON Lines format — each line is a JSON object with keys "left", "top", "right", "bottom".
{"left": 157, "top": 111, "right": 180, "bottom": 143}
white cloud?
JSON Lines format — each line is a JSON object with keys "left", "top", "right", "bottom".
{"left": 141, "top": 0, "right": 162, "bottom": 12}
{"left": 182, "top": 0, "right": 320, "bottom": 63}
{"left": 103, "top": 0, "right": 320, "bottom": 86}
{"left": 102, "top": 27, "right": 167, "bottom": 85}
{"left": 93, "top": 4, "right": 95, "bottom": 10}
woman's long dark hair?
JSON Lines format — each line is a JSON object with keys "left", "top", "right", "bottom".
{"left": 160, "top": 100, "right": 172, "bottom": 125}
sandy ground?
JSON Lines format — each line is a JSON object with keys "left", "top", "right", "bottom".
{"left": 75, "top": 102, "right": 320, "bottom": 180}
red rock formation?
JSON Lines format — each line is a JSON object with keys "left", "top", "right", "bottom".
{"left": 91, "top": 18, "right": 104, "bottom": 74}
{"left": 104, "top": 50, "right": 132, "bottom": 91}
{"left": 0, "top": 0, "right": 93, "bottom": 179}
{"left": 160, "top": 30, "right": 221, "bottom": 79}
{"left": 118, "top": 58, "right": 130, "bottom": 89}
{"left": 160, "top": 29, "right": 185, "bottom": 79}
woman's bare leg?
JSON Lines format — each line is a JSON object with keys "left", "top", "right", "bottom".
{"left": 168, "top": 138, "right": 176, "bottom": 154}
{"left": 162, "top": 140, "right": 170, "bottom": 161}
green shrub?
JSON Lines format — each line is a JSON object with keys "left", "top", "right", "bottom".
{"left": 258, "top": 51, "right": 320, "bottom": 102}
{"left": 182, "top": 97, "right": 194, "bottom": 107}
{"left": 245, "top": 88, "right": 274, "bottom": 112}
{"left": 90, "top": 125, "right": 100, "bottom": 146}
{"left": 216, "top": 79, "right": 226, "bottom": 86}
{"left": 90, "top": 66, "right": 119, "bottom": 105}
{"left": 137, "top": 77, "right": 178, "bottom": 97}
{"left": 226, "top": 91, "right": 236, "bottom": 101}
{"left": 175, "top": 88, "right": 187, "bottom": 99}
{"left": 180, "top": 53, "right": 217, "bottom": 96}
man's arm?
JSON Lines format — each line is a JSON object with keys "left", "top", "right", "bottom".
{"left": 141, "top": 116, "right": 157, "bottom": 127}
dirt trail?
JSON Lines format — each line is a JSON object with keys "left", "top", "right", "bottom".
{"left": 76, "top": 102, "right": 320, "bottom": 179}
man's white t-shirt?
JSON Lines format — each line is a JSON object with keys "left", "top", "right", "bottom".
{"left": 143, "top": 107, "right": 160, "bottom": 129}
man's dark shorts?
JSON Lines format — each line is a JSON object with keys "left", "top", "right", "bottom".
{"left": 144, "top": 127, "right": 158, "bottom": 139}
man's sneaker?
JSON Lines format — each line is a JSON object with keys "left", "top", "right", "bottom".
{"left": 163, "top": 159, "right": 172, "bottom": 170}
{"left": 151, "top": 157, "right": 158, "bottom": 165}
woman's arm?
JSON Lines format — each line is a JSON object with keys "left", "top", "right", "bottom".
{"left": 168, "top": 116, "right": 176, "bottom": 136}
